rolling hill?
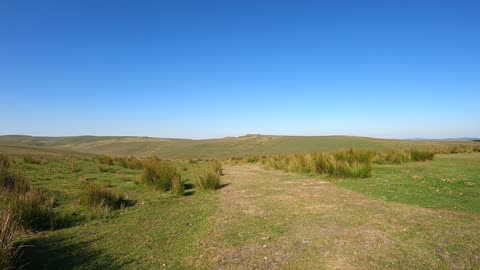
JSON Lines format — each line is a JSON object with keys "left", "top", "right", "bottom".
{"left": 0, "top": 134, "right": 477, "bottom": 159}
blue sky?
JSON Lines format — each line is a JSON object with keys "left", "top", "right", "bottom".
{"left": 0, "top": 0, "right": 479, "bottom": 139}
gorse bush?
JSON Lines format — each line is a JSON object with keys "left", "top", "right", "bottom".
{"left": 80, "top": 184, "right": 126, "bottom": 211}
{"left": 195, "top": 165, "right": 221, "bottom": 190}
{"left": 140, "top": 160, "right": 180, "bottom": 191}
{"left": 0, "top": 207, "right": 19, "bottom": 270}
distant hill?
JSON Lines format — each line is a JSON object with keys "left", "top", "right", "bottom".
{"left": 0, "top": 134, "right": 476, "bottom": 159}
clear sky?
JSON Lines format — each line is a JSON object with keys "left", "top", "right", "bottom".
{"left": 0, "top": 0, "right": 479, "bottom": 139}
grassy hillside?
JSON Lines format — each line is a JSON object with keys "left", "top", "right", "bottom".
{"left": 0, "top": 135, "right": 477, "bottom": 159}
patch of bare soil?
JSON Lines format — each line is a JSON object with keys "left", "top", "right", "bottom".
{"left": 193, "top": 165, "right": 480, "bottom": 269}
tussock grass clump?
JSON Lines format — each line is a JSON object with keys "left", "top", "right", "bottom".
{"left": 333, "top": 148, "right": 376, "bottom": 164}
{"left": 374, "top": 149, "right": 411, "bottom": 164}
{"left": 1, "top": 155, "right": 56, "bottom": 231}
{"left": 80, "top": 184, "right": 126, "bottom": 211}
{"left": 195, "top": 165, "right": 221, "bottom": 190}
{"left": 98, "top": 156, "right": 114, "bottom": 166}
{"left": 5, "top": 189, "right": 56, "bottom": 231}
{"left": 96, "top": 164, "right": 109, "bottom": 173}
{"left": 116, "top": 157, "right": 144, "bottom": 170}
{"left": 23, "top": 155, "right": 42, "bottom": 165}
{"left": 409, "top": 149, "right": 435, "bottom": 161}
{"left": 309, "top": 152, "right": 334, "bottom": 174}
{"left": 246, "top": 156, "right": 260, "bottom": 163}
{"left": 0, "top": 207, "right": 19, "bottom": 270}
{"left": 140, "top": 161, "right": 180, "bottom": 191}
{"left": 212, "top": 160, "right": 223, "bottom": 175}
{"left": 327, "top": 160, "right": 372, "bottom": 178}
{"left": 1, "top": 167, "right": 31, "bottom": 194}
{"left": 170, "top": 176, "right": 184, "bottom": 196}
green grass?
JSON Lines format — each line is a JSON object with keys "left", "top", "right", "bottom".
{"left": 0, "top": 153, "right": 220, "bottom": 269}
{"left": 332, "top": 153, "right": 480, "bottom": 214}
{"left": 1, "top": 145, "right": 479, "bottom": 269}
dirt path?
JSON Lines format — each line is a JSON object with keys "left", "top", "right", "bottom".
{"left": 194, "top": 165, "right": 480, "bottom": 269}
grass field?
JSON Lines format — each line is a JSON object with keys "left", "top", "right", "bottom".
{"left": 1, "top": 143, "right": 480, "bottom": 269}
{"left": 1, "top": 134, "right": 477, "bottom": 158}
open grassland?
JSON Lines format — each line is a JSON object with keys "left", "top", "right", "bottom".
{"left": 1, "top": 143, "right": 480, "bottom": 269}
{"left": 1, "top": 134, "right": 478, "bottom": 159}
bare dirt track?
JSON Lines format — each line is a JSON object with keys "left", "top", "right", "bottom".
{"left": 193, "top": 165, "right": 480, "bottom": 270}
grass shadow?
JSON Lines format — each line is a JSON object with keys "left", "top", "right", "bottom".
{"left": 219, "top": 183, "right": 230, "bottom": 189}
{"left": 18, "top": 235, "right": 132, "bottom": 270}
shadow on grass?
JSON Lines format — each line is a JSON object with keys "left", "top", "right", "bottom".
{"left": 19, "top": 235, "right": 132, "bottom": 270}
{"left": 219, "top": 183, "right": 230, "bottom": 189}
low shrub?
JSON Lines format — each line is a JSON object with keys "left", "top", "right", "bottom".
{"left": 80, "top": 184, "right": 126, "bottom": 211}
{"left": 195, "top": 166, "right": 221, "bottom": 190}
{"left": 140, "top": 161, "right": 180, "bottom": 191}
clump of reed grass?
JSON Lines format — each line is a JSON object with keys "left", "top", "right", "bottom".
{"left": 80, "top": 183, "right": 126, "bottom": 211}
{"left": 140, "top": 160, "right": 180, "bottom": 191}
{"left": 4, "top": 189, "right": 56, "bottom": 231}
{"left": 0, "top": 207, "right": 20, "bottom": 270}
{"left": 212, "top": 160, "right": 223, "bottom": 175}
{"left": 326, "top": 160, "right": 372, "bottom": 178}
{"left": 23, "top": 155, "right": 42, "bottom": 165}
{"left": 409, "top": 149, "right": 435, "bottom": 161}
{"left": 374, "top": 149, "right": 411, "bottom": 164}
{"left": 170, "top": 176, "right": 184, "bottom": 196}
{"left": 98, "top": 156, "right": 114, "bottom": 166}
{"left": 1, "top": 155, "right": 56, "bottom": 231}
{"left": 116, "top": 157, "right": 144, "bottom": 170}
{"left": 195, "top": 165, "right": 221, "bottom": 190}
{"left": 96, "top": 164, "right": 109, "bottom": 173}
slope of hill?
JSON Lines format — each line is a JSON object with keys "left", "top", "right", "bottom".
{"left": 0, "top": 135, "right": 475, "bottom": 159}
